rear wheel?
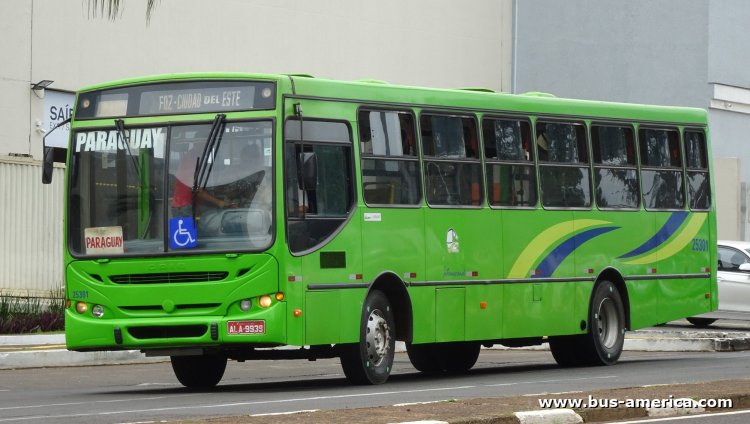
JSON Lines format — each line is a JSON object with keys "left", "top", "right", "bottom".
{"left": 550, "top": 280, "right": 625, "bottom": 367}
{"left": 340, "top": 290, "right": 395, "bottom": 385}
{"left": 406, "top": 342, "right": 481, "bottom": 374}
{"left": 170, "top": 353, "right": 227, "bottom": 389}
{"left": 686, "top": 317, "right": 717, "bottom": 327}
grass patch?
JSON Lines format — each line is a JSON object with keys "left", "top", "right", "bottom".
{"left": 0, "top": 292, "right": 65, "bottom": 334}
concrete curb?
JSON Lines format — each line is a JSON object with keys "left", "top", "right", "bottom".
{"left": 514, "top": 409, "right": 582, "bottom": 424}
{"left": 0, "top": 348, "right": 166, "bottom": 370}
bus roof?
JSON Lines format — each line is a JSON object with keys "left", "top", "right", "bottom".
{"left": 78, "top": 72, "right": 708, "bottom": 126}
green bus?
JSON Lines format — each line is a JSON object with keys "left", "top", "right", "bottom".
{"left": 46, "top": 73, "right": 716, "bottom": 388}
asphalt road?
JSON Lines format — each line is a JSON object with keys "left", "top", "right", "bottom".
{"left": 1, "top": 346, "right": 749, "bottom": 424}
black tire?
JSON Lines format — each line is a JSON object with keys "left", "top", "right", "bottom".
{"left": 550, "top": 280, "right": 625, "bottom": 367}
{"left": 170, "top": 353, "right": 227, "bottom": 389}
{"left": 686, "top": 317, "right": 717, "bottom": 328}
{"left": 406, "top": 343, "right": 443, "bottom": 373}
{"left": 407, "top": 342, "right": 481, "bottom": 374}
{"left": 549, "top": 335, "right": 585, "bottom": 367}
{"left": 442, "top": 342, "right": 481, "bottom": 373}
{"left": 340, "top": 290, "right": 396, "bottom": 385}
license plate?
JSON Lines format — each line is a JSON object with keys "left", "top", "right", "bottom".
{"left": 227, "top": 320, "right": 265, "bottom": 335}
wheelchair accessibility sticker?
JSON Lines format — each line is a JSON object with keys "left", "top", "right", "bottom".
{"left": 170, "top": 217, "right": 197, "bottom": 249}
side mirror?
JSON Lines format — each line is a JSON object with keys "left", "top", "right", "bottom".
{"left": 738, "top": 263, "right": 750, "bottom": 272}
{"left": 41, "top": 117, "right": 71, "bottom": 184}
{"left": 42, "top": 146, "right": 54, "bottom": 184}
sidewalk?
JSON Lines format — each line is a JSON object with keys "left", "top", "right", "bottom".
{"left": 2, "top": 321, "right": 750, "bottom": 370}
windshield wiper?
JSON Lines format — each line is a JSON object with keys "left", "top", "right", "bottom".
{"left": 192, "top": 114, "right": 227, "bottom": 207}
{"left": 114, "top": 119, "right": 142, "bottom": 179}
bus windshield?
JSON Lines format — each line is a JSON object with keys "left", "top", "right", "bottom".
{"left": 68, "top": 120, "right": 274, "bottom": 256}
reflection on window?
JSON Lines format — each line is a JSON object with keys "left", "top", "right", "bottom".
{"left": 642, "top": 170, "right": 684, "bottom": 209}
{"left": 592, "top": 125, "right": 639, "bottom": 209}
{"left": 537, "top": 121, "right": 590, "bottom": 208}
{"left": 540, "top": 167, "right": 591, "bottom": 208}
{"left": 359, "top": 110, "right": 420, "bottom": 205}
{"left": 640, "top": 129, "right": 681, "bottom": 167}
{"left": 421, "top": 114, "right": 482, "bottom": 206}
{"left": 284, "top": 119, "right": 354, "bottom": 253}
{"left": 483, "top": 117, "right": 535, "bottom": 207}
{"left": 684, "top": 130, "right": 710, "bottom": 210}
{"left": 536, "top": 122, "right": 587, "bottom": 163}
{"left": 640, "top": 128, "right": 684, "bottom": 210}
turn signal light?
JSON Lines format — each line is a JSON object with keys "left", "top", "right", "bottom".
{"left": 275, "top": 292, "right": 285, "bottom": 301}
{"left": 75, "top": 302, "right": 88, "bottom": 314}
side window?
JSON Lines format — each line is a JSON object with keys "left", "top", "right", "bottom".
{"left": 358, "top": 110, "right": 420, "bottom": 206}
{"left": 718, "top": 246, "right": 749, "bottom": 272}
{"left": 537, "top": 121, "right": 591, "bottom": 208}
{"left": 284, "top": 119, "right": 354, "bottom": 254}
{"left": 592, "top": 124, "right": 639, "bottom": 209}
{"left": 639, "top": 128, "right": 684, "bottom": 210}
{"left": 684, "top": 129, "right": 710, "bottom": 210}
{"left": 482, "top": 117, "right": 536, "bottom": 207}
{"left": 421, "top": 114, "right": 483, "bottom": 207}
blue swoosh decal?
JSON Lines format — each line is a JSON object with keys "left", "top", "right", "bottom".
{"left": 534, "top": 226, "right": 619, "bottom": 278}
{"left": 617, "top": 211, "right": 689, "bottom": 259}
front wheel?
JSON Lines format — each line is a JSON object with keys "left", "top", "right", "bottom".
{"left": 170, "top": 353, "right": 227, "bottom": 389}
{"left": 340, "top": 290, "right": 396, "bottom": 385}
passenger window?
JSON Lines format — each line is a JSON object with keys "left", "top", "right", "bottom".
{"left": 358, "top": 110, "right": 420, "bottom": 206}
{"left": 537, "top": 121, "right": 590, "bottom": 208}
{"left": 639, "top": 128, "right": 684, "bottom": 210}
{"left": 482, "top": 117, "right": 536, "bottom": 207}
{"left": 284, "top": 119, "right": 355, "bottom": 253}
{"left": 421, "top": 114, "right": 482, "bottom": 206}
{"left": 684, "top": 130, "right": 710, "bottom": 210}
{"left": 592, "top": 124, "right": 639, "bottom": 209}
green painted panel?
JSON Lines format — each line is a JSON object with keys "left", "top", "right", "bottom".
{"left": 305, "top": 291, "right": 340, "bottom": 345}
{"left": 436, "top": 287, "right": 464, "bottom": 342}
{"left": 465, "top": 285, "right": 503, "bottom": 340}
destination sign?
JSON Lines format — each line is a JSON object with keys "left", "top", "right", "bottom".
{"left": 138, "top": 86, "right": 255, "bottom": 114}
{"left": 75, "top": 80, "right": 275, "bottom": 119}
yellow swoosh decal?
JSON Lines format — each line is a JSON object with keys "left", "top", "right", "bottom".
{"left": 623, "top": 214, "right": 707, "bottom": 265}
{"left": 507, "top": 219, "right": 610, "bottom": 278}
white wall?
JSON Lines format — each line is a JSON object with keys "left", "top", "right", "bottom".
{"left": 16, "top": 0, "right": 512, "bottom": 159}
{"left": 0, "top": 0, "right": 512, "bottom": 295}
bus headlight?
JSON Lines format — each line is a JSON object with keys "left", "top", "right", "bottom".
{"left": 75, "top": 302, "right": 88, "bottom": 314}
{"left": 92, "top": 304, "right": 104, "bottom": 318}
{"left": 258, "top": 295, "right": 272, "bottom": 308}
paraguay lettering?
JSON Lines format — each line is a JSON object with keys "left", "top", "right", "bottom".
{"left": 75, "top": 128, "right": 165, "bottom": 152}
{"left": 85, "top": 235, "right": 123, "bottom": 249}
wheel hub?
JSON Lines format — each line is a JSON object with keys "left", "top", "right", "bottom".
{"left": 596, "top": 298, "right": 619, "bottom": 348}
{"left": 365, "top": 309, "right": 391, "bottom": 366}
